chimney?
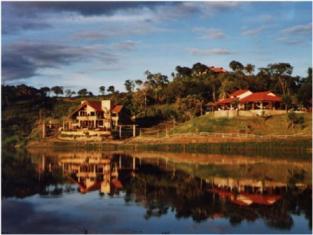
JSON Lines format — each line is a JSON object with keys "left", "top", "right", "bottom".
{"left": 101, "top": 100, "right": 111, "bottom": 112}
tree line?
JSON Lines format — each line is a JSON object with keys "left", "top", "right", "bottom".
{"left": 2, "top": 60, "right": 312, "bottom": 122}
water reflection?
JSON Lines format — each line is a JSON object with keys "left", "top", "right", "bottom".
{"left": 2, "top": 150, "right": 312, "bottom": 234}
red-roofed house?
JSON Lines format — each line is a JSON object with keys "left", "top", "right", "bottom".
{"left": 209, "top": 66, "right": 226, "bottom": 73}
{"left": 215, "top": 90, "right": 253, "bottom": 110}
{"left": 68, "top": 100, "right": 131, "bottom": 130}
{"left": 214, "top": 90, "right": 281, "bottom": 111}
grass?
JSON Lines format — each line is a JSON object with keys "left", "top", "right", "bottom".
{"left": 172, "top": 113, "right": 312, "bottom": 136}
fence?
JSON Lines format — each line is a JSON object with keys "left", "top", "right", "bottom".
{"left": 137, "top": 127, "right": 311, "bottom": 140}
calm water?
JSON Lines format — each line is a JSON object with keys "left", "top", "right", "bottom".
{"left": 2, "top": 149, "right": 312, "bottom": 234}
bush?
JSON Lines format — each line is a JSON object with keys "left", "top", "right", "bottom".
{"left": 287, "top": 111, "right": 305, "bottom": 129}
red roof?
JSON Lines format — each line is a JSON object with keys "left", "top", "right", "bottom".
{"left": 209, "top": 66, "right": 226, "bottom": 73}
{"left": 241, "top": 193, "right": 281, "bottom": 205}
{"left": 240, "top": 91, "right": 281, "bottom": 103}
{"left": 216, "top": 97, "right": 237, "bottom": 105}
{"left": 230, "top": 89, "right": 250, "bottom": 98}
{"left": 111, "top": 105, "right": 123, "bottom": 113}
{"left": 85, "top": 101, "right": 102, "bottom": 112}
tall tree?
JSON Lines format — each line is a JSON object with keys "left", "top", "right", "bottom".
{"left": 40, "top": 87, "right": 50, "bottom": 97}
{"left": 229, "top": 60, "right": 244, "bottom": 73}
{"left": 99, "top": 86, "right": 106, "bottom": 96}
{"left": 244, "top": 64, "right": 255, "bottom": 75}
{"left": 51, "top": 86, "right": 63, "bottom": 97}
{"left": 268, "top": 63, "right": 293, "bottom": 96}
{"left": 297, "top": 67, "right": 312, "bottom": 108}
{"left": 124, "top": 80, "right": 135, "bottom": 93}
{"left": 65, "top": 89, "right": 75, "bottom": 97}
{"left": 107, "top": 85, "right": 115, "bottom": 94}
{"left": 77, "top": 88, "right": 88, "bottom": 97}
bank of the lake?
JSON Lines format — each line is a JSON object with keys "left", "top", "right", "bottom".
{"left": 26, "top": 135, "right": 312, "bottom": 159}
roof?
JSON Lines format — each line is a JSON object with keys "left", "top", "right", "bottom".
{"left": 111, "top": 105, "right": 123, "bottom": 113}
{"left": 230, "top": 89, "right": 250, "bottom": 98}
{"left": 240, "top": 91, "right": 281, "bottom": 103}
{"left": 69, "top": 100, "right": 124, "bottom": 118}
{"left": 241, "top": 193, "right": 281, "bottom": 205}
{"left": 86, "top": 101, "right": 102, "bottom": 112}
{"left": 209, "top": 66, "right": 226, "bottom": 73}
{"left": 215, "top": 97, "right": 237, "bottom": 105}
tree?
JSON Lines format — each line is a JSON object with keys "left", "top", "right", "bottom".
{"left": 107, "top": 85, "right": 115, "bottom": 94}
{"left": 77, "top": 88, "right": 88, "bottom": 97}
{"left": 144, "top": 71, "right": 169, "bottom": 104}
{"left": 65, "top": 89, "right": 75, "bottom": 97}
{"left": 297, "top": 67, "right": 312, "bottom": 108}
{"left": 51, "top": 86, "right": 63, "bottom": 97}
{"left": 287, "top": 111, "right": 304, "bottom": 129}
{"left": 244, "top": 64, "right": 255, "bottom": 75}
{"left": 229, "top": 60, "right": 244, "bottom": 72}
{"left": 124, "top": 80, "right": 135, "bottom": 93}
{"left": 99, "top": 86, "right": 105, "bottom": 96}
{"left": 40, "top": 87, "right": 50, "bottom": 97}
{"left": 282, "top": 95, "right": 292, "bottom": 112}
{"left": 268, "top": 63, "right": 293, "bottom": 96}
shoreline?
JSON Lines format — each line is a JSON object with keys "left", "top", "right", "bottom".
{"left": 26, "top": 134, "right": 312, "bottom": 154}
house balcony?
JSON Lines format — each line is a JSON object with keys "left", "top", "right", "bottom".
{"left": 77, "top": 115, "right": 100, "bottom": 121}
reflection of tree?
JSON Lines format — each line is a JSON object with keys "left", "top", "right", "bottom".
{"left": 2, "top": 151, "right": 66, "bottom": 198}
{"left": 121, "top": 161, "right": 311, "bottom": 231}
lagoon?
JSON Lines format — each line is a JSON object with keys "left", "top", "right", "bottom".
{"left": 2, "top": 148, "right": 312, "bottom": 234}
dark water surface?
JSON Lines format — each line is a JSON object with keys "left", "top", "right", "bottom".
{"left": 2, "top": 149, "right": 312, "bottom": 234}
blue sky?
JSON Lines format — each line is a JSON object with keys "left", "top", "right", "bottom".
{"left": 2, "top": 1, "right": 312, "bottom": 93}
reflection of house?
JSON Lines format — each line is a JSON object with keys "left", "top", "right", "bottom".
{"left": 67, "top": 100, "right": 131, "bottom": 131}
{"left": 60, "top": 156, "right": 122, "bottom": 194}
{"left": 210, "top": 188, "right": 282, "bottom": 206}
{"left": 214, "top": 89, "right": 282, "bottom": 111}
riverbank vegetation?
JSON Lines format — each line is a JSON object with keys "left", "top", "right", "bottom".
{"left": 2, "top": 61, "right": 312, "bottom": 148}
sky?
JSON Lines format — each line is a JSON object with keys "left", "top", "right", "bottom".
{"left": 2, "top": 1, "right": 312, "bottom": 93}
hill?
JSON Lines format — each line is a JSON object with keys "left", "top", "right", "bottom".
{"left": 171, "top": 113, "right": 312, "bottom": 136}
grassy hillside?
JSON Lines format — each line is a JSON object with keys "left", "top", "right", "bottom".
{"left": 172, "top": 113, "right": 312, "bottom": 136}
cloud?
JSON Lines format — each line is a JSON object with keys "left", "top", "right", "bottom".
{"left": 181, "top": 2, "right": 241, "bottom": 16}
{"left": 2, "top": 42, "right": 118, "bottom": 81}
{"left": 188, "top": 48, "right": 233, "bottom": 56}
{"left": 192, "top": 27, "right": 225, "bottom": 39}
{"left": 281, "top": 23, "right": 312, "bottom": 34}
{"left": 113, "top": 41, "right": 139, "bottom": 51}
{"left": 72, "top": 31, "right": 111, "bottom": 40}
{"left": 3, "top": 2, "right": 241, "bottom": 34}
{"left": 241, "top": 26, "right": 265, "bottom": 36}
{"left": 277, "top": 23, "right": 312, "bottom": 45}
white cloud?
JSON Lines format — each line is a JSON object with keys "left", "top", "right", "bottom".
{"left": 188, "top": 48, "right": 233, "bottom": 56}
{"left": 241, "top": 26, "right": 265, "bottom": 36}
{"left": 281, "top": 23, "right": 312, "bottom": 34}
{"left": 193, "top": 27, "right": 225, "bottom": 39}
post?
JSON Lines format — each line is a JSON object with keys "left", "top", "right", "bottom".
{"left": 42, "top": 122, "right": 46, "bottom": 139}
{"left": 132, "top": 157, "right": 136, "bottom": 170}
{"left": 119, "top": 155, "right": 122, "bottom": 169}
{"left": 119, "top": 125, "right": 122, "bottom": 139}
{"left": 133, "top": 124, "right": 136, "bottom": 137}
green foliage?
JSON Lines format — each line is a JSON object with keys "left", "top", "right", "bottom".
{"left": 51, "top": 86, "right": 64, "bottom": 96}
{"left": 287, "top": 111, "right": 305, "bottom": 129}
{"left": 77, "top": 88, "right": 88, "bottom": 97}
